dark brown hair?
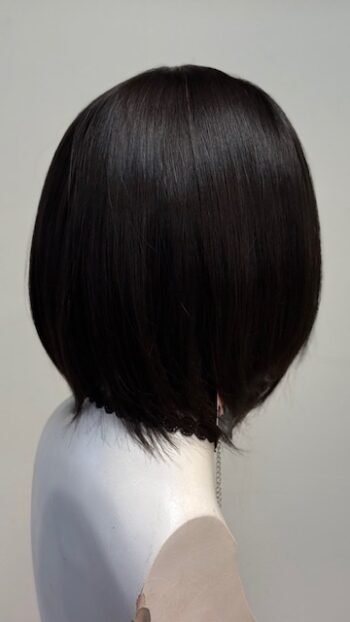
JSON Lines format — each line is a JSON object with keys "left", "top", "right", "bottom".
{"left": 28, "top": 64, "right": 322, "bottom": 455}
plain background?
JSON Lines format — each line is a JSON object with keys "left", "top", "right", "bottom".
{"left": 1, "top": 1, "right": 349, "bottom": 621}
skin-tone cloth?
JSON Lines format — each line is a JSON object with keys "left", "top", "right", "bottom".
{"left": 131, "top": 515, "right": 256, "bottom": 622}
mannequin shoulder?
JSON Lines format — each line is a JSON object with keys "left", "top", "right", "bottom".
{"left": 33, "top": 396, "right": 77, "bottom": 460}
{"left": 140, "top": 515, "right": 256, "bottom": 622}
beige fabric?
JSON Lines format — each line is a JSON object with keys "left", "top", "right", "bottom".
{"left": 139, "top": 515, "right": 257, "bottom": 621}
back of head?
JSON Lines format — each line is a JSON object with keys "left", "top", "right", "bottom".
{"left": 28, "top": 64, "right": 322, "bottom": 455}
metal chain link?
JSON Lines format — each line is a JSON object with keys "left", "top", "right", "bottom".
{"left": 215, "top": 438, "right": 222, "bottom": 508}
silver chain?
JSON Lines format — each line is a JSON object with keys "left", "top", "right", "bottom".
{"left": 215, "top": 398, "right": 224, "bottom": 508}
{"left": 215, "top": 438, "right": 222, "bottom": 508}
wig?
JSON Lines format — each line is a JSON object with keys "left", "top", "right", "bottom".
{"left": 28, "top": 64, "right": 322, "bottom": 455}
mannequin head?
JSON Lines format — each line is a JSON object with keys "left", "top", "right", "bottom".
{"left": 28, "top": 64, "right": 322, "bottom": 455}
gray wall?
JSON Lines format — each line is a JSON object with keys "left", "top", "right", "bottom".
{"left": 1, "top": 1, "right": 349, "bottom": 620}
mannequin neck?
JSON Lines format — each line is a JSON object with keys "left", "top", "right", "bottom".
{"left": 78, "top": 398, "right": 221, "bottom": 519}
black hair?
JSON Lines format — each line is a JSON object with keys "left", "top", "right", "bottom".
{"left": 28, "top": 64, "right": 322, "bottom": 456}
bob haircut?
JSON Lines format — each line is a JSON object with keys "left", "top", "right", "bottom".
{"left": 28, "top": 64, "right": 322, "bottom": 456}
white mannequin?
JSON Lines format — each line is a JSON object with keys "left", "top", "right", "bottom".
{"left": 31, "top": 394, "right": 230, "bottom": 622}
{"left": 31, "top": 397, "right": 224, "bottom": 622}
